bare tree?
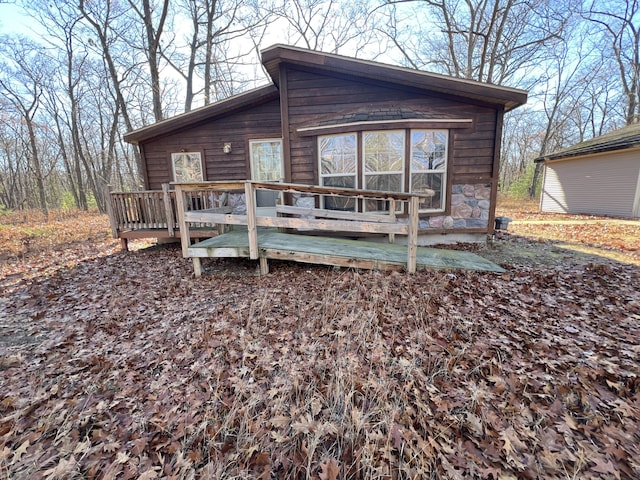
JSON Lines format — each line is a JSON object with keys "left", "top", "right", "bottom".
{"left": 126, "top": 0, "right": 171, "bottom": 121}
{"left": 78, "top": 0, "right": 143, "bottom": 176}
{"left": 382, "top": 0, "right": 575, "bottom": 86}
{"left": 274, "top": 0, "right": 387, "bottom": 57}
{"left": 162, "top": 0, "right": 271, "bottom": 111}
{"left": 584, "top": 0, "right": 640, "bottom": 125}
{"left": 0, "top": 37, "right": 51, "bottom": 217}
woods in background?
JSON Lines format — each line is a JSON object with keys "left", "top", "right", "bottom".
{"left": 0, "top": 0, "right": 638, "bottom": 216}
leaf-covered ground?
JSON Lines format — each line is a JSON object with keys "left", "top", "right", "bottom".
{"left": 1, "top": 209, "right": 639, "bottom": 479}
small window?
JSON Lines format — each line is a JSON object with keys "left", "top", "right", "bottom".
{"left": 249, "top": 139, "right": 283, "bottom": 182}
{"left": 410, "top": 130, "right": 447, "bottom": 211}
{"left": 363, "top": 131, "right": 404, "bottom": 212}
{"left": 319, "top": 134, "right": 357, "bottom": 210}
{"left": 171, "top": 152, "right": 203, "bottom": 182}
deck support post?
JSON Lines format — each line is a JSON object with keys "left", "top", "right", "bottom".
{"left": 245, "top": 182, "right": 259, "bottom": 260}
{"left": 104, "top": 184, "right": 119, "bottom": 239}
{"left": 162, "top": 183, "right": 175, "bottom": 237}
{"left": 193, "top": 258, "right": 203, "bottom": 277}
{"left": 259, "top": 256, "right": 269, "bottom": 275}
{"left": 407, "top": 196, "right": 419, "bottom": 273}
{"left": 174, "top": 184, "right": 191, "bottom": 258}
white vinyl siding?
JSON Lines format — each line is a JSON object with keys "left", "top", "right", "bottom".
{"left": 540, "top": 149, "right": 640, "bottom": 217}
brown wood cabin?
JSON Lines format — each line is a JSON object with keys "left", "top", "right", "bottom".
{"left": 118, "top": 44, "right": 527, "bottom": 249}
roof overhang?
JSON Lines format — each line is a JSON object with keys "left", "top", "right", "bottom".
{"left": 124, "top": 84, "right": 279, "bottom": 145}
{"left": 535, "top": 124, "right": 640, "bottom": 163}
{"left": 261, "top": 44, "right": 528, "bottom": 112}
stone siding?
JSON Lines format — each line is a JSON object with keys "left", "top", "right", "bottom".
{"left": 420, "top": 184, "right": 491, "bottom": 230}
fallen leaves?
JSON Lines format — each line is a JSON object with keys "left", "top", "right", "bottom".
{"left": 0, "top": 210, "right": 639, "bottom": 478}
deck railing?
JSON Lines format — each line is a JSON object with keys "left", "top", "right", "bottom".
{"left": 104, "top": 183, "right": 225, "bottom": 244}
{"left": 174, "top": 181, "right": 433, "bottom": 274}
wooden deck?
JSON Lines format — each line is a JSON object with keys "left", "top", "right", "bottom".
{"left": 104, "top": 183, "right": 226, "bottom": 250}
{"left": 189, "top": 229, "right": 504, "bottom": 273}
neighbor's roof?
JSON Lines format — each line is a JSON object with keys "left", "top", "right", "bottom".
{"left": 124, "top": 84, "right": 279, "bottom": 145}
{"left": 125, "top": 44, "right": 528, "bottom": 144}
{"left": 535, "top": 122, "right": 640, "bottom": 163}
{"left": 261, "top": 44, "right": 528, "bottom": 112}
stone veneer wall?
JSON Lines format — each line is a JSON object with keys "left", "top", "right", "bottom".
{"left": 420, "top": 183, "right": 491, "bottom": 230}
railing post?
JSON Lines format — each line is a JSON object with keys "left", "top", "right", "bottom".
{"left": 162, "top": 183, "right": 175, "bottom": 237}
{"left": 103, "top": 184, "right": 119, "bottom": 239}
{"left": 174, "top": 184, "right": 191, "bottom": 258}
{"left": 245, "top": 181, "right": 259, "bottom": 260}
{"left": 388, "top": 198, "right": 396, "bottom": 244}
{"left": 407, "top": 196, "right": 419, "bottom": 273}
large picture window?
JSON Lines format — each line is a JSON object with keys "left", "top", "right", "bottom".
{"left": 171, "top": 152, "right": 204, "bottom": 182}
{"left": 319, "top": 134, "right": 357, "bottom": 210}
{"left": 317, "top": 129, "right": 449, "bottom": 213}
{"left": 410, "top": 130, "right": 447, "bottom": 211}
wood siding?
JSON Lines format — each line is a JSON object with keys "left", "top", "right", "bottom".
{"left": 283, "top": 67, "right": 500, "bottom": 186}
{"left": 541, "top": 150, "right": 640, "bottom": 217}
{"left": 141, "top": 99, "right": 282, "bottom": 190}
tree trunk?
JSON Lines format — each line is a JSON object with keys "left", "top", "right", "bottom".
{"left": 25, "top": 117, "right": 48, "bottom": 218}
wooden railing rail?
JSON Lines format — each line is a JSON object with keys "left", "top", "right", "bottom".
{"left": 108, "top": 189, "right": 172, "bottom": 233}
{"left": 174, "top": 181, "right": 432, "bottom": 273}
{"left": 105, "top": 183, "right": 227, "bottom": 239}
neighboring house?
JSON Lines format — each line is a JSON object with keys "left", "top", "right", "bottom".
{"left": 536, "top": 123, "right": 640, "bottom": 218}
{"left": 122, "top": 44, "right": 527, "bottom": 242}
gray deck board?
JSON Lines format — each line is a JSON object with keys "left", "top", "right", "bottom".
{"left": 190, "top": 230, "right": 504, "bottom": 272}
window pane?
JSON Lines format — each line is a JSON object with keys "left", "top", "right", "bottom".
{"left": 250, "top": 140, "right": 283, "bottom": 182}
{"left": 320, "top": 134, "right": 356, "bottom": 175}
{"left": 411, "top": 130, "right": 447, "bottom": 171}
{"left": 321, "top": 176, "right": 356, "bottom": 210}
{"left": 365, "top": 174, "right": 402, "bottom": 192}
{"left": 172, "top": 153, "right": 203, "bottom": 182}
{"left": 412, "top": 173, "right": 443, "bottom": 210}
{"left": 364, "top": 131, "right": 404, "bottom": 173}
{"left": 364, "top": 174, "right": 402, "bottom": 212}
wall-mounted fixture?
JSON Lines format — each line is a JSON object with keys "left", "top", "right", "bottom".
{"left": 223, "top": 143, "right": 232, "bottom": 154}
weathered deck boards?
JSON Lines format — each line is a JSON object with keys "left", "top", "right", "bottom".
{"left": 189, "top": 230, "right": 504, "bottom": 273}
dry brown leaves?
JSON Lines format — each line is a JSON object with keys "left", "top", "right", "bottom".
{"left": 0, "top": 211, "right": 639, "bottom": 479}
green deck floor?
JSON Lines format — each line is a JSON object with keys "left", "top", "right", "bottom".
{"left": 189, "top": 230, "right": 504, "bottom": 273}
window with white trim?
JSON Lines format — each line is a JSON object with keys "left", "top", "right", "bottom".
{"left": 410, "top": 130, "right": 447, "bottom": 211}
{"left": 171, "top": 152, "right": 203, "bottom": 182}
{"left": 249, "top": 139, "right": 284, "bottom": 182}
{"left": 319, "top": 134, "right": 357, "bottom": 210}
{"left": 317, "top": 129, "right": 448, "bottom": 213}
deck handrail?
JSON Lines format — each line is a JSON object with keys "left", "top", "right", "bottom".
{"left": 105, "top": 184, "right": 225, "bottom": 240}
{"left": 174, "top": 181, "right": 433, "bottom": 273}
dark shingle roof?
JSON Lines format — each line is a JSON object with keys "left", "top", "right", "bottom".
{"left": 535, "top": 122, "right": 640, "bottom": 162}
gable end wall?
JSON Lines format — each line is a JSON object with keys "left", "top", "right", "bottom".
{"left": 140, "top": 99, "right": 282, "bottom": 189}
